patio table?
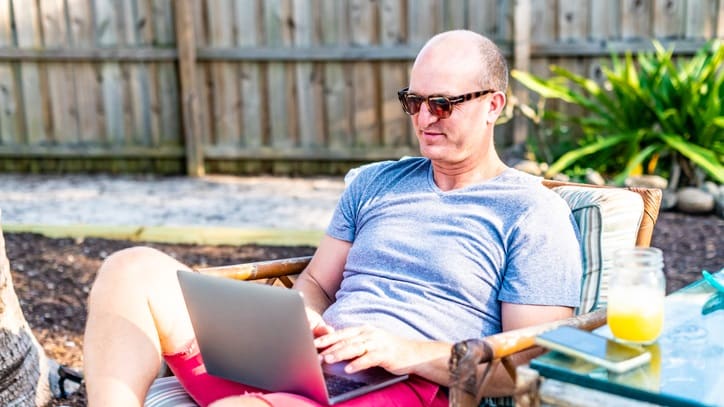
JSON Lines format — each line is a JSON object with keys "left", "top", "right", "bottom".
{"left": 524, "top": 270, "right": 724, "bottom": 407}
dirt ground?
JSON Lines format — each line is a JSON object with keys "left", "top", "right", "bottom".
{"left": 4, "top": 210, "right": 723, "bottom": 406}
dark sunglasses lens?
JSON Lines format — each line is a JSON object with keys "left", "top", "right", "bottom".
{"left": 403, "top": 95, "right": 423, "bottom": 115}
{"left": 428, "top": 97, "right": 452, "bottom": 118}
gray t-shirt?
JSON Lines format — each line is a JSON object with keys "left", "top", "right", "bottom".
{"left": 323, "top": 157, "right": 582, "bottom": 342}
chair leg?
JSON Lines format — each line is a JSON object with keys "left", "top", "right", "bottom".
{"left": 513, "top": 366, "right": 541, "bottom": 407}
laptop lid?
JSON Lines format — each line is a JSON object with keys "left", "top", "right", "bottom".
{"left": 177, "top": 270, "right": 408, "bottom": 405}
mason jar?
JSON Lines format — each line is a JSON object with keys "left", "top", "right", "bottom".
{"left": 607, "top": 247, "right": 666, "bottom": 344}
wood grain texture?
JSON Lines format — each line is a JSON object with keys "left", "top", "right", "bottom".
{"left": 1, "top": 1, "right": 722, "bottom": 173}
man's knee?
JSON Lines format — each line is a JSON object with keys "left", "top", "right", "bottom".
{"left": 90, "top": 246, "right": 186, "bottom": 298}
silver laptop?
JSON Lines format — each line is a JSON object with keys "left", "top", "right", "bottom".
{"left": 177, "top": 270, "right": 409, "bottom": 405}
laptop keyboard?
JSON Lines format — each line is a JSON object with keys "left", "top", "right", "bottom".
{"left": 323, "top": 372, "right": 368, "bottom": 397}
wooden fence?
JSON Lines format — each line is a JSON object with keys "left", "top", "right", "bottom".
{"left": 0, "top": 0, "right": 721, "bottom": 175}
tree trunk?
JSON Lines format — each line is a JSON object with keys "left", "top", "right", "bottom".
{"left": 0, "top": 210, "right": 51, "bottom": 406}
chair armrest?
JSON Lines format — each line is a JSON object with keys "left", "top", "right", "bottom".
{"left": 448, "top": 308, "right": 607, "bottom": 407}
{"left": 195, "top": 256, "right": 312, "bottom": 287}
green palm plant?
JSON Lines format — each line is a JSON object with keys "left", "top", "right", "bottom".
{"left": 512, "top": 40, "right": 724, "bottom": 187}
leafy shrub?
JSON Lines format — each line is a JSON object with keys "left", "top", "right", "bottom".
{"left": 512, "top": 40, "right": 724, "bottom": 187}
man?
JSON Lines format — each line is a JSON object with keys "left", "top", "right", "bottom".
{"left": 83, "top": 30, "right": 581, "bottom": 407}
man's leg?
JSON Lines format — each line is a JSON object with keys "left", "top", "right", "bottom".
{"left": 83, "top": 246, "right": 197, "bottom": 407}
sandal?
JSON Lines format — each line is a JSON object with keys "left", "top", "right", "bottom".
{"left": 48, "top": 359, "right": 83, "bottom": 399}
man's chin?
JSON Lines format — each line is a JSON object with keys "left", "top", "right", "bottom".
{"left": 419, "top": 145, "right": 448, "bottom": 161}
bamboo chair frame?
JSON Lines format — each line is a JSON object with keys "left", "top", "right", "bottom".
{"left": 194, "top": 180, "right": 662, "bottom": 407}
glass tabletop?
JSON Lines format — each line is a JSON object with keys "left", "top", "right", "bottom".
{"left": 531, "top": 271, "right": 724, "bottom": 407}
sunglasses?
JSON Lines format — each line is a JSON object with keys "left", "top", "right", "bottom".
{"left": 397, "top": 87, "right": 495, "bottom": 119}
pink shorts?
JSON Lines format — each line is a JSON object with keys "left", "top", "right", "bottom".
{"left": 164, "top": 340, "right": 448, "bottom": 407}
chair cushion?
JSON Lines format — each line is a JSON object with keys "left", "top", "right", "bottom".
{"left": 145, "top": 376, "right": 198, "bottom": 407}
{"left": 552, "top": 186, "right": 644, "bottom": 314}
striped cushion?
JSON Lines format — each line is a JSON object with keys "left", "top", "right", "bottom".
{"left": 145, "top": 376, "right": 197, "bottom": 407}
{"left": 553, "top": 186, "right": 643, "bottom": 314}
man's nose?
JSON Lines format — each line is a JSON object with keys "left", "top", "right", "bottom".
{"left": 415, "top": 102, "right": 439, "bottom": 127}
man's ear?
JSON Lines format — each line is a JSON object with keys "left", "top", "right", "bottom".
{"left": 486, "top": 91, "right": 507, "bottom": 124}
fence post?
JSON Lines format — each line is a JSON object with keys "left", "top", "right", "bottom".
{"left": 512, "top": 0, "right": 531, "bottom": 146}
{"left": 174, "top": 0, "right": 204, "bottom": 176}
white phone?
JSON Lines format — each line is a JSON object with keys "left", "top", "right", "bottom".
{"left": 535, "top": 326, "right": 651, "bottom": 373}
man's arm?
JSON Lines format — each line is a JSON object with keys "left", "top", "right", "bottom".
{"left": 502, "top": 302, "right": 573, "bottom": 331}
{"left": 315, "top": 302, "right": 573, "bottom": 390}
{"left": 474, "top": 302, "right": 574, "bottom": 396}
{"left": 292, "top": 235, "right": 351, "bottom": 331}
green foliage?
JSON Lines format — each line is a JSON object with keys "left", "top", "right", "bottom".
{"left": 512, "top": 40, "right": 724, "bottom": 187}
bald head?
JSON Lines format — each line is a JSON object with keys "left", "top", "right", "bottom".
{"left": 413, "top": 30, "right": 508, "bottom": 92}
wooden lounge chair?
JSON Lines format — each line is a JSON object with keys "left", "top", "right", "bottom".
{"left": 149, "top": 179, "right": 662, "bottom": 407}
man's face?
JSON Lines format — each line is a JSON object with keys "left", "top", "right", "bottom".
{"left": 407, "top": 53, "right": 493, "bottom": 165}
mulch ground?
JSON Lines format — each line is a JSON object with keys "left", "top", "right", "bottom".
{"left": 4, "top": 210, "right": 722, "bottom": 406}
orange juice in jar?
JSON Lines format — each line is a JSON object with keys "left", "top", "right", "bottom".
{"left": 608, "top": 286, "right": 664, "bottom": 343}
{"left": 607, "top": 247, "right": 666, "bottom": 344}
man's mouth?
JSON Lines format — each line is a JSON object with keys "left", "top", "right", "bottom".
{"left": 421, "top": 130, "right": 445, "bottom": 140}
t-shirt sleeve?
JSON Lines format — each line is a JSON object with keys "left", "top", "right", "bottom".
{"left": 498, "top": 196, "right": 583, "bottom": 307}
{"left": 325, "top": 162, "right": 386, "bottom": 242}
{"left": 326, "top": 186, "right": 357, "bottom": 242}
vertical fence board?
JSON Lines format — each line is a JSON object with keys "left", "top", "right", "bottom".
{"left": 558, "top": 0, "right": 588, "bottom": 41}
{"left": 531, "top": 0, "right": 557, "bottom": 50}
{"left": 530, "top": 0, "right": 557, "bottom": 80}
{"left": 380, "top": 0, "right": 409, "bottom": 148}
{"left": 137, "top": 0, "right": 161, "bottom": 147}
{"left": 0, "top": 0, "right": 19, "bottom": 145}
{"left": 175, "top": 0, "right": 203, "bottom": 175}
{"left": 67, "top": 0, "right": 101, "bottom": 144}
{"left": 123, "top": 0, "right": 153, "bottom": 146}
{"left": 208, "top": 0, "right": 240, "bottom": 146}
{"left": 152, "top": 0, "right": 179, "bottom": 146}
{"left": 264, "top": 0, "right": 295, "bottom": 149}
{"left": 117, "top": 1, "right": 135, "bottom": 144}
{"left": 442, "top": 0, "right": 465, "bottom": 30}
{"left": 408, "top": 0, "right": 440, "bottom": 44}
{"left": 685, "top": 0, "right": 719, "bottom": 38}
{"left": 156, "top": 61, "right": 180, "bottom": 146}
{"left": 191, "top": 0, "right": 212, "bottom": 151}
{"left": 719, "top": 0, "right": 724, "bottom": 36}
{"left": 557, "top": 0, "right": 587, "bottom": 124}
{"left": 622, "top": 0, "right": 652, "bottom": 39}
{"left": 191, "top": 0, "right": 206, "bottom": 46}
{"left": 653, "top": 0, "right": 685, "bottom": 38}
{"left": 349, "top": 0, "right": 379, "bottom": 147}
{"left": 498, "top": 0, "right": 514, "bottom": 43}
{"left": 528, "top": 0, "right": 558, "bottom": 162}
{"left": 293, "top": 0, "right": 324, "bottom": 148}
{"left": 321, "top": 0, "right": 352, "bottom": 150}
{"left": 467, "top": 0, "right": 498, "bottom": 39}
{"left": 588, "top": 0, "right": 619, "bottom": 84}
{"left": 589, "top": 0, "right": 620, "bottom": 39}
{"left": 40, "top": 0, "right": 79, "bottom": 144}
{"left": 13, "top": 0, "right": 46, "bottom": 145}
{"left": 496, "top": 0, "right": 515, "bottom": 147}
{"left": 512, "top": 0, "right": 531, "bottom": 145}
{"left": 236, "top": 0, "right": 263, "bottom": 148}
{"left": 96, "top": 0, "right": 124, "bottom": 145}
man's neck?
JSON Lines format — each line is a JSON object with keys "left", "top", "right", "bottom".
{"left": 431, "top": 158, "right": 508, "bottom": 191}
